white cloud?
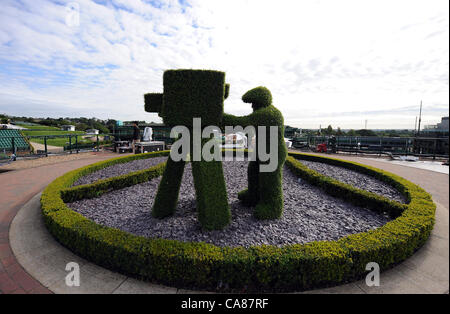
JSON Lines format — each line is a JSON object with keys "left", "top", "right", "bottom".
{"left": 0, "top": 0, "right": 448, "bottom": 129}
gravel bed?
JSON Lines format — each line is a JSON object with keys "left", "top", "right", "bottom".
{"left": 299, "top": 160, "right": 406, "bottom": 203}
{"left": 73, "top": 156, "right": 167, "bottom": 186}
{"left": 68, "top": 159, "right": 392, "bottom": 248}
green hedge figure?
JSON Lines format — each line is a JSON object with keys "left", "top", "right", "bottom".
{"left": 222, "top": 87, "right": 287, "bottom": 219}
{"left": 144, "top": 69, "right": 231, "bottom": 230}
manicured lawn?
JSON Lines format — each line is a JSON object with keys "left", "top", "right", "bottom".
{"left": 30, "top": 136, "right": 90, "bottom": 147}
{"left": 16, "top": 124, "right": 60, "bottom": 130}
{"left": 18, "top": 124, "right": 107, "bottom": 148}
{"left": 21, "top": 126, "right": 87, "bottom": 147}
{"left": 23, "top": 130, "right": 84, "bottom": 137}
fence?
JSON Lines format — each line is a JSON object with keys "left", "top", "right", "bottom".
{"left": 291, "top": 135, "right": 449, "bottom": 158}
{"left": 2, "top": 130, "right": 448, "bottom": 160}
{"left": 0, "top": 133, "right": 113, "bottom": 158}
{"left": 112, "top": 125, "right": 174, "bottom": 145}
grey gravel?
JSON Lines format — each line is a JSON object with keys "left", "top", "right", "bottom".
{"left": 68, "top": 159, "right": 393, "bottom": 248}
{"left": 299, "top": 160, "right": 406, "bottom": 203}
{"left": 73, "top": 157, "right": 167, "bottom": 186}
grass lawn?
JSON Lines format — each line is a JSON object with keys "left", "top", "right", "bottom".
{"left": 21, "top": 126, "right": 87, "bottom": 147}
{"left": 17, "top": 123, "right": 109, "bottom": 148}
{"left": 29, "top": 136, "right": 91, "bottom": 147}
{"left": 23, "top": 130, "right": 84, "bottom": 136}
{"left": 16, "top": 124, "right": 61, "bottom": 131}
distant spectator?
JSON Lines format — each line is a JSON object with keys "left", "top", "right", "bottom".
{"left": 132, "top": 121, "right": 140, "bottom": 153}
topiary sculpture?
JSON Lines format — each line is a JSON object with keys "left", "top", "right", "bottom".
{"left": 144, "top": 69, "right": 231, "bottom": 230}
{"left": 222, "top": 86, "right": 287, "bottom": 219}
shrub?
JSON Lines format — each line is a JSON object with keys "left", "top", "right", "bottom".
{"left": 144, "top": 69, "right": 231, "bottom": 230}
{"left": 222, "top": 87, "right": 287, "bottom": 220}
{"left": 162, "top": 69, "right": 227, "bottom": 127}
{"left": 242, "top": 86, "right": 272, "bottom": 109}
{"left": 285, "top": 155, "right": 406, "bottom": 217}
{"left": 41, "top": 149, "right": 435, "bottom": 292}
{"left": 144, "top": 93, "right": 163, "bottom": 115}
{"left": 61, "top": 162, "right": 165, "bottom": 203}
{"left": 224, "top": 83, "right": 230, "bottom": 99}
{"left": 152, "top": 157, "right": 186, "bottom": 218}
{"left": 191, "top": 156, "right": 231, "bottom": 230}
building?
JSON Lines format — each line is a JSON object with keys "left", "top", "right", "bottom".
{"left": 423, "top": 117, "right": 449, "bottom": 137}
{"left": 61, "top": 125, "right": 75, "bottom": 131}
{"left": 437, "top": 117, "right": 449, "bottom": 130}
{"left": 86, "top": 129, "right": 99, "bottom": 135}
{"left": 416, "top": 117, "right": 449, "bottom": 156}
{"left": 0, "top": 124, "right": 26, "bottom": 130}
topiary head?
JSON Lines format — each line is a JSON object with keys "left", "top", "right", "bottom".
{"left": 144, "top": 69, "right": 229, "bottom": 127}
{"left": 242, "top": 86, "right": 272, "bottom": 110}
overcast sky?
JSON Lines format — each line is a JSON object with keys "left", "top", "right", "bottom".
{"left": 0, "top": 0, "right": 448, "bottom": 129}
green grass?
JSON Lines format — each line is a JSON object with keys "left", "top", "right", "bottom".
{"left": 16, "top": 124, "right": 60, "bottom": 131}
{"left": 30, "top": 135, "right": 91, "bottom": 147}
{"left": 23, "top": 129, "right": 87, "bottom": 147}
{"left": 22, "top": 130, "right": 84, "bottom": 136}
{"left": 20, "top": 123, "right": 85, "bottom": 148}
{"left": 41, "top": 151, "right": 435, "bottom": 292}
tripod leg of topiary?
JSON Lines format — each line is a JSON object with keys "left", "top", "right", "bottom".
{"left": 191, "top": 139, "right": 231, "bottom": 230}
{"left": 254, "top": 165, "right": 284, "bottom": 219}
{"left": 192, "top": 161, "right": 230, "bottom": 230}
{"left": 152, "top": 156, "right": 186, "bottom": 218}
{"left": 146, "top": 69, "right": 232, "bottom": 228}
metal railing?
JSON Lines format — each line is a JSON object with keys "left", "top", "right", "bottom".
{"left": 290, "top": 135, "right": 449, "bottom": 158}
{"left": 0, "top": 133, "right": 113, "bottom": 157}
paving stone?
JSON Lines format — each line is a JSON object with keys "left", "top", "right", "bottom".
{"left": 113, "top": 278, "right": 177, "bottom": 294}
{"left": 5, "top": 151, "right": 449, "bottom": 294}
{"left": 0, "top": 152, "right": 118, "bottom": 294}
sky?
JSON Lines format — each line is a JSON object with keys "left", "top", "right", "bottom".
{"left": 0, "top": 0, "right": 448, "bottom": 129}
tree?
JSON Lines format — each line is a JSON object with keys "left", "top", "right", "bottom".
{"left": 92, "top": 121, "right": 109, "bottom": 134}
{"left": 356, "top": 129, "right": 376, "bottom": 136}
{"left": 105, "top": 119, "right": 117, "bottom": 133}
{"left": 75, "top": 123, "right": 89, "bottom": 131}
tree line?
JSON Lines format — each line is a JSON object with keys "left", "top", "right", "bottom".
{"left": 285, "top": 125, "right": 415, "bottom": 138}
{"left": 1, "top": 114, "right": 114, "bottom": 134}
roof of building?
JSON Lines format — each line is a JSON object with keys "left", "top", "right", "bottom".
{"left": 0, "top": 124, "right": 27, "bottom": 130}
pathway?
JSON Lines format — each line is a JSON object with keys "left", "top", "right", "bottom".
{"left": 0, "top": 152, "right": 119, "bottom": 293}
{"left": 29, "top": 141, "right": 63, "bottom": 154}
{"left": 1, "top": 151, "right": 448, "bottom": 294}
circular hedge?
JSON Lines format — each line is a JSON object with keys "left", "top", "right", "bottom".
{"left": 41, "top": 151, "right": 436, "bottom": 292}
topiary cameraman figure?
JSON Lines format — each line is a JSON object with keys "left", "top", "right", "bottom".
{"left": 222, "top": 87, "right": 287, "bottom": 219}
{"left": 144, "top": 69, "right": 231, "bottom": 230}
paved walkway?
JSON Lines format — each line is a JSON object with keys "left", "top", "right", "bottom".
{"left": 29, "top": 142, "right": 64, "bottom": 154}
{"left": 0, "top": 152, "right": 119, "bottom": 294}
{"left": 2, "top": 152, "right": 449, "bottom": 293}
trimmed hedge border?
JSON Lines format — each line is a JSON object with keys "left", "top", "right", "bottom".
{"left": 41, "top": 151, "right": 436, "bottom": 292}
{"left": 285, "top": 154, "right": 407, "bottom": 218}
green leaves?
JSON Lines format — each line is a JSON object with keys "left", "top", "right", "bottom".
{"left": 162, "top": 69, "right": 226, "bottom": 127}
{"left": 40, "top": 150, "right": 436, "bottom": 292}
{"left": 242, "top": 86, "right": 272, "bottom": 109}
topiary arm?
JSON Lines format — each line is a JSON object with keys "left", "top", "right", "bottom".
{"left": 221, "top": 112, "right": 248, "bottom": 129}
